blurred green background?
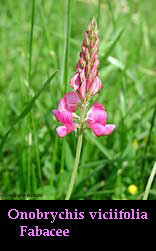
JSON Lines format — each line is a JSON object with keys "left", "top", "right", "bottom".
{"left": 0, "top": 0, "right": 156, "bottom": 200}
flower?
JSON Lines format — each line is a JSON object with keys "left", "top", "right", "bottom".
{"left": 128, "top": 184, "right": 138, "bottom": 195}
{"left": 52, "top": 98, "right": 76, "bottom": 138}
{"left": 86, "top": 102, "right": 116, "bottom": 136}
{"left": 64, "top": 91, "right": 80, "bottom": 112}
{"left": 70, "top": 17, "right": 102, "bottom": 100}
{"left": 88, "top": 76, "right": 102, "bottom": 96}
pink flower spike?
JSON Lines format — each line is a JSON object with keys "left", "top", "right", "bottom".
{"left": 87, "top": 102, "right": 115, "bottom": 136}
{"left": 64, "top": 92, "right": 80, "bottom": 112}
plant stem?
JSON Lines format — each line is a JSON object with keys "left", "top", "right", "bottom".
{"left": 27, "top": 0, "right": 35, "bottom": 194}
{"left": 65, "top": 133, "right": 83, "bottom": 200}
{"left": 143, "top": 161, "right": 156, "bottom": 200}
{"left": 142, "top": 100, "right": 156, "bottom": 188}
{"left": 65, "top": 100, "right": 87, "bottom": 200}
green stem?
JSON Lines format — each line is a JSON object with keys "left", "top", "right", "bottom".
{"left": 65, "top": 134, "right": 83, "bottom": 200}
{"left": 65, "top": 100, "right": 87, "bottom": 200}
{"left": 143, "top": 161, "right": 156, "bottom": 200}
{"left": 27, "top": 0, "right": 35, "bottom": 194}
{"left": 142, "top": 100, "right": 156, "bottom": 188}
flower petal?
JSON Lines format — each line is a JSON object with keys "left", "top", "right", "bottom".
{"left": 56, "top": 123, "right": 76, "bottom": 138}
{"left": 90, "top": 76, "right": 103, "bottom": 96}
{"left": 64, "top": 92, "right": 80, "bottom": 112}
{"left": 103, "top": 124, "right": 116, "bottom": 135}
{"left": 59, "top": 111, "right": 73, "bottom": 125}
{"left": 84, "top": 31, "right": 89, "bottom": 46}
{"left": 87, "top": 101, "right": 107, "bottom": 125}
{"left": 80, "top": 68, "right": 86, "bottom": 82}
{"left": 89, "top": 123, "right": 115, "bottom": 136}
{"left": 56, "top": 126, "right": 68, "bottom": 138}
{"left": 79, "top": 79, "right": 87, "bottom": 99}
{"left": 52, "top": 108, "right": 73, "bottom": 126}
{"left": 70, "top": 73, "right": 81, "bottom": 90}
{"left": 58, "top": 98, "right": 66, "bottom": 112}
{"left": 76, "top": 54, "right": 86, "bottom": 71}
{"left": 52, "top": 110, "right": 61, "bottom": 122}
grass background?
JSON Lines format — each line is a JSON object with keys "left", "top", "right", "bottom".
{"left": 0, "top": 0, "right": 156, "bottom": 200}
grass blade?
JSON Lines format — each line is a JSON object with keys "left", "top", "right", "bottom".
{"left": 142, "top": 100, "right": 156, "bottom": 185}
{"left": 107, "top": 56, "right": 144, "bottom": 97}
{"left": 60, "top": 0, "right": 71, "bottom": 174}
{"left": 143, "top": 161, "right": 156, "bottom": 200}
{"left": 62, "top": 0, "right": 71, "bottom": 95}
{"left": 28, "top": 0, "right": 35, "bottom": 86}
{"left": 99, "top": 27, "right": 124, "bottom": 70}
{"left": 27, "top": 0, "right": 35, "bottom": 194}
{"left": 97, "top": 0, "right": 101, "bottom": 28}
{"left": 0, "top": 71, "right": 58, "bottom": 151}
{"left": 85, "top": 131, "right": 112, "bottom": 160}
{"left": 106, "top": 0, "right": 116, "bottom": 29}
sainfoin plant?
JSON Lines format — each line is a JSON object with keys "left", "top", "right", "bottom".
{"left": 52, "top": 17, "right": 116, "bottom": 200}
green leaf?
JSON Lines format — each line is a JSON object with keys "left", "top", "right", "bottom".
{"left": 0, "top": 71, "right": 58, "bottom": 151}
